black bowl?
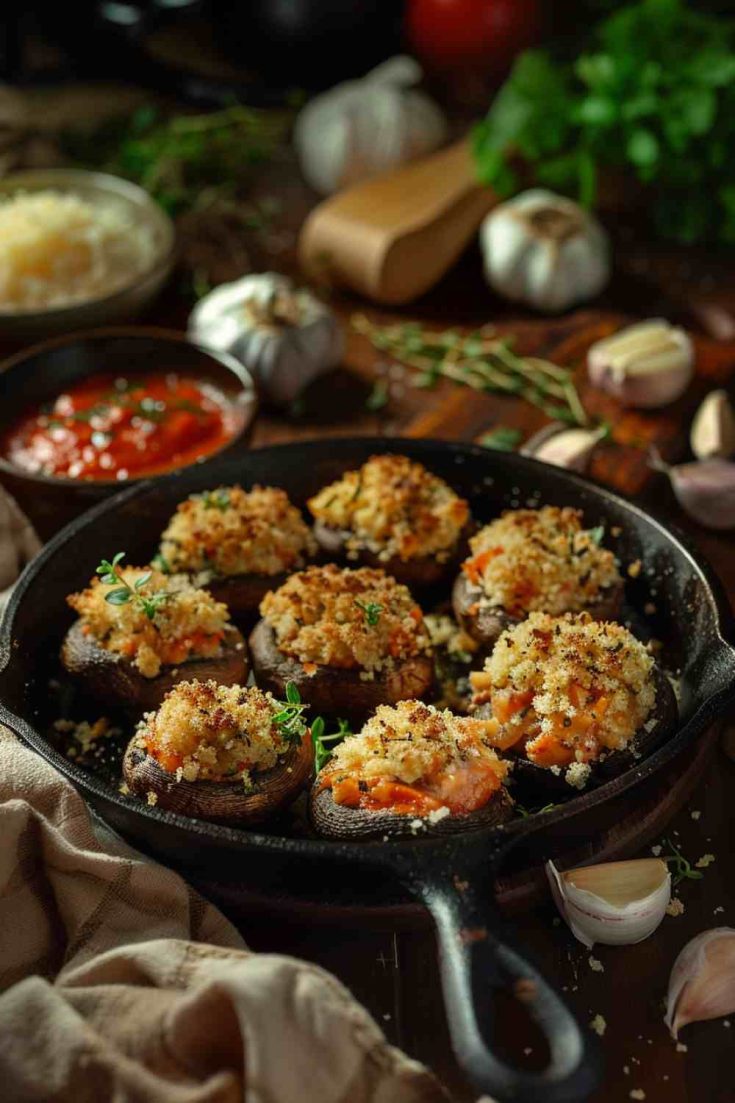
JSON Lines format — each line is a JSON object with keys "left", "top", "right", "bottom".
{"left": 0, "top": 327, "right": 258, "bottom": 540}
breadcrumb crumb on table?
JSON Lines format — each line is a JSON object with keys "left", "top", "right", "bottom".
{"left": 588, "top": 955, "right": 604, "bottom": 973}
{"left": 590, "top": 1014, "right": 606, "bottom": 1036}
{"left": 666, "top": 897, "right": 685, "bottom": 917}
{"left": 696, "top": 853, "right": 716, "bottom": 868}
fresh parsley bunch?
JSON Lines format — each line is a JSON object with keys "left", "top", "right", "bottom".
{"left": 473, "top": 0, "right": 735, "bottom": 243}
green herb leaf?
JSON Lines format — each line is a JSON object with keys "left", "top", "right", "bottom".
{"left": 104, "top": 588, "right": 132, "bottom": 606}
{"left": 366, "top": 379, "right": 389, "bottom": 412}
{"left": 588, "top": 525, "right": 606, "bottom": 545}
{"left": 663, "top": 838, "right": 705, "bottom": 887}
{"left": 313, "top": 717, "right": 352, "bottom": 773}
{"left": 479, "top": 426, "right": 522, "bottom": 452}
{"left": 354, "top": 598, "right": 383, "bottom": 627}
{"left": 151, "top": 553, "right": 171, "bottom": 574}
{"left": 202, "top": 490, "right": 231, "bottom": 512}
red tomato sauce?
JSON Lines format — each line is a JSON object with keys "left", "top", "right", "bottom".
{"left": 2, "top": 373, "right": 242, "bottom": 482}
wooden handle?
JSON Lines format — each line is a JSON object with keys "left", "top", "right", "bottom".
{"left": 299, "top": 137, "right": 499, "bottom": 305}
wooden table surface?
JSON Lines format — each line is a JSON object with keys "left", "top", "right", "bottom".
{"left": 196, "top": 163, "right": 735, "bottom": 1103}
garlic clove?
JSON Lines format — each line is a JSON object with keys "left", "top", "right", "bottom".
{"left": 690, "top": 389, "right": 735, "bottom": 461}
{"left": 665, "top": 928, "right": 735, "bottom": 1038}
{"left": 588, "top": 319, "right": 694, "bottom": 408}
{"left": 522, "top": 423, "right": 606, "bottom": 473}
{"left": 651, "top": 449, "right": 735, "bottom": 530}
{"left": 547, "top": 858, "right": 670, "bottom": 948}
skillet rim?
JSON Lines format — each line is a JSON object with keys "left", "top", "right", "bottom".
{"left": 1, "top": 436, "right": 734, "bottom": 863}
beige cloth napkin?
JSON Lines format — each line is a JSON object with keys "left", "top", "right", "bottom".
{"left": 0, "top": 486, "right": 447, "bottom": 1103}
{"left": 0, "top": 727, "right": 447, "bottom": 1103}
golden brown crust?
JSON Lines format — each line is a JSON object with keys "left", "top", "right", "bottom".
{"left": 307, "top": 454, "right": 471, "bottom": 564}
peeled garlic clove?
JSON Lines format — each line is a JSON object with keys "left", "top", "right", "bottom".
{"left": 588, "top": 319, "right": 694, "bottom": 408}
{"left": 547, "top": 858, "right": 670, "bottom": 948}
{"left": 690, "top": 389, "right": 735, "bottom": 461}
{"left": 522, "top": 423, "right": 605, "bottom": 473}
{"left": 651, "top": 449, "right": 735, "bottom": 530}
{"left": 665, "top": 928, "right": 735, "bottom": 1038}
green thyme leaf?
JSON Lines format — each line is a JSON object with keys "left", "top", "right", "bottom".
{"left": 354, "top": 598, "right": 383, "bottom": 627}
{"left": 479, "top": 426, "right": 523, "bottom": 452}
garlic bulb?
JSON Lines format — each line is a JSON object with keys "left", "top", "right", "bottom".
{"left": 294, "top": 56, "right": 448, "bottom": 196}
{"left": 650, "top": 449, "right": 735, "bottom": 531}
{"left": 588, "top": 319, "right": 694, "bottom": 408}
{"left": 690, "top": 389, "right": 735, "bottom": 460}
{"left": 666, "top": 928, "right": 735, "bottom": 1038}
{"left": 480, "top": 189, "right": 610, "bottom": 314}
{"left": 547, "top": 859, "right": 670, "bottom": 948}
{"left": 522, "top": 422, "right": 607, "bottom": 473}
{"left": 189, "top": 272, "right": 343, "bottom": 405}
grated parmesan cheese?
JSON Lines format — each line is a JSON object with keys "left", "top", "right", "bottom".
{"left": 0, "top": 190, "right": 158, "bottom": 312}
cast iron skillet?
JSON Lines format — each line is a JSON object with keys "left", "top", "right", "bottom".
{"left": 2, "top": 438, "right": 735, "bottom": 1103}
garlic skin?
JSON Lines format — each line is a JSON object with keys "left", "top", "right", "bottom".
{"left": 189, "top": 273, "right": 343, "bottom": 405}
{"left": 666, "top": 928, "right": 735, "bottom": 1038}
{"left": 690, "top": 389, "right": 735, "bottom": 461}
{"left": 547, "top": 859, "right": 671, "bottom": 948}
{"left": 294, "top": 56, "right": 448, "bottom": 196}
{"left": 651, "top": 449, "right": 735, "bottom": 531}
{"left": 480, "top": 189, "right": 610, "bottom": 314}
{"left": 588, "top": 319, "right": 694, "bottom": 409}
{"left": 522, "top": 423, "right": 606, "bottom": 473}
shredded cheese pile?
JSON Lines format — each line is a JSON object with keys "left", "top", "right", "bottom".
{"left": 0, "top": 190, "right": 158, "bottom": 312}
{"left": 470, "top": 611, "right": 656, "bottom": 777}
{"left": 159, "top": 485, "right": 316, "bottom": 579}
{"left": 462, "top": 506, "right": 621, "bottom": 617}
{"left": 138, "top": 680, "right": 291, "bottom": 784}
{"left": 260, "top": 563, "right": 431, "bottom": 672}
{"left": 68, "top": 567, "right": 231, "bottom": 678}
{"left": 308, "top": 454, "right": 470, "bottom": 562}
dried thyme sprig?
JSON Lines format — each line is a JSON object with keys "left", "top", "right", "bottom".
{"left": 352, "top": 315, "right": 588, "bottom": 426}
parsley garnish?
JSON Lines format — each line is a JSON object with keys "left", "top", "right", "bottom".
{"left": 96, "top": 552, "right": 169, "bottom": 621}
{"left": 311, "top": 716, "right": 352, "bottom": 773}
{"left": 354, "top": 598, "right": 383, "bottom": 626}
{"left": 473, "top": 0, "right": 735, "bottom": 246}
{"left": 151, "top": 552, "right": 171, "bottom": 574}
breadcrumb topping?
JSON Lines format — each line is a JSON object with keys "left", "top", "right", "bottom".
{"left": 68, "top": 567, "right": 231, "bottom": 678}
{"left": 308, "top": 454, "right": 470, "bottom": 562}
{"left": 320, "top": 700, "right": 509, "bottom": 815}
{"left": 470, "top": 611, "right": 656, "bottom": 771}
{"left": 260, "top": 564, "right": 431, "bottom": 672}
{"left": 462, "top": 507, "right": 621, "bottom": 617}
{"left": 137, "top": 679, "right": 294, "bottom": 783}
{"left": 159, "top": 485, "right": 316, "bottom": 579}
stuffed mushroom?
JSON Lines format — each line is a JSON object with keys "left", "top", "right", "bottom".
{"left": 307, "top": 454, "right": 472, "bottom": 589}
{"left": 62, "top": 556, "right": 248, "bottom": 711}
{"left": 158, "top": 485, "right": 317, "bottom": 624}
{"left": 469, "top": 611, "right": 677, "bottom": 799}
{"left": 249, "top": 564, "right": 435, "bottom": 721}
{"left": 123, "top": 679, "right": 312, "bottom": 824}
{"left": 453, "top": 506, "right": 624, "bottom": 651}
{"left": 310, "top": 699, "right": 513, "bottom": 840}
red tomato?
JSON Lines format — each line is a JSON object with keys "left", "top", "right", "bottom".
{"left": 405, "top": 0, "right": 544, "bottom": 72}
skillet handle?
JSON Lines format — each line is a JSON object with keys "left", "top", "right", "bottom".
{"left": 414, "top": 871, "right": 600, "bottom": 1103}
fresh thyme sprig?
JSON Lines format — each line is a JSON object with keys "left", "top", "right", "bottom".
{"left": 311, "top": 716, "right": 352, "bottom": 773}
{"left": 354, "top": 598, "right": 383, "bottom": 626}
{"left": 96, "top": 553, "right": 169, "bottom": 621}
{"left": 272, "top": 683, "right": 309, "bottom": 745}
{"left": 663, "top": 839, "right": 704, "bottom": 888}
{"left": 353, "top": 315, "right": 589, "bottom": 427}
{"left": 515, "top": 801, "right": 558, "bottom": 818}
